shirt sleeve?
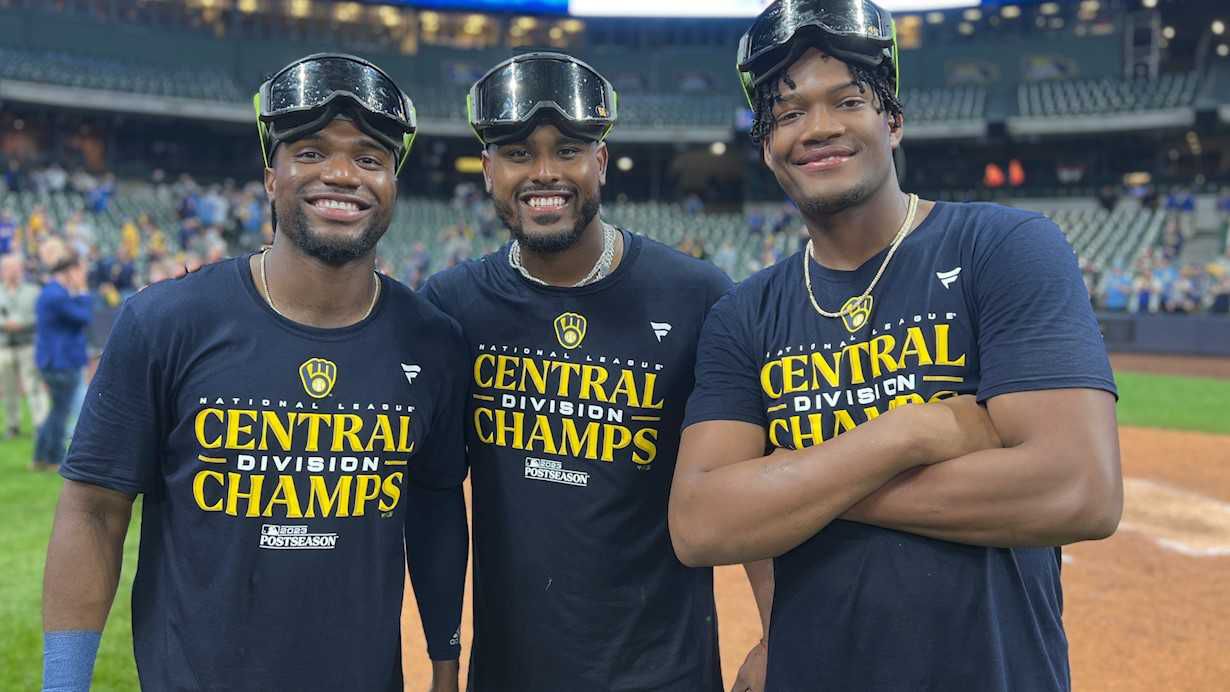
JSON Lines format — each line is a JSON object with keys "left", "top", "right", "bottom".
{"left": 409, "top": 315, "right": 470, "bottom": 490}
{"left": 60, "top": 300, "right": 163, "bottom": 494}
{"left": 972, "top": 216, "right": 1117, "bottom": 402}
{"left": 683, "top": 291, "right": 768, "bottom": 429}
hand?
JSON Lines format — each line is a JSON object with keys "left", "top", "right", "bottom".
{"left": 428, "top": 659, "right": 460, "bottom": 692}
{"left": 914, "top": 395, "right": 1002, "bottom": 464}
{"left": 730, "top": 639, "right": 767, "bottom": 692}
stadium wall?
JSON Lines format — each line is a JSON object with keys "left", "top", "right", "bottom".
{"left": 1099, "top": 313, "right": 1230, "bottom": 357}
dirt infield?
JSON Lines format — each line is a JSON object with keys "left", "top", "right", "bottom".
{"left": 402, "top": 425, "right": 1230, "bottom": 690}
{"left": 1110, "top": 353, "right": 1230, "bottom": 379}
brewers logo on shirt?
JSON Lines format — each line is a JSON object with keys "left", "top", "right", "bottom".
{"left": 554, "top": 312, "right": 587, "bottom": 349}
{"left": 300, "top": 358, "right": 338, "bottom": 398}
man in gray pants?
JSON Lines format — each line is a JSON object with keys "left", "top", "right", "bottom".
{"left": 0, "top": 253, "right": 47, "bottom": 439}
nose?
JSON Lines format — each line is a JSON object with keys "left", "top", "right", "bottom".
{"left": 800, "top": 104, "right": 845, "bottom": 145}
{"left": 530, "top": 155, "right": 561, "bottom": 186}
{"left": 318, "top": 153, "right": 362, "bottom": 188}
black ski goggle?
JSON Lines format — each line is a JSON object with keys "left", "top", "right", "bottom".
{"left": 254, "top": 53, "right": 417, "bottom": 174}
{"left": 468, "top": 52, "right": 617, "bottom": 146}
{"left": 737, "top": 0, "right": 899, "bottom": 107}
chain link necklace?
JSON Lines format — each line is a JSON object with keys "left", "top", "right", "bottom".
{"left": 803, "top": 193, "right": 920, "bottom": 319}
{"left": 259, "top": 248, "right": 380, "bottom": 322}
{"left": 508, "top": 222, "right": 618, "bottom": 287}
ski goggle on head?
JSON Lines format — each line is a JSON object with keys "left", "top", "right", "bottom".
{"left": 468, "top": 52, "right": 618, "bottom": 147}
{"left": 254, "top": 53, "right": 417, "bottom": 175}
{"left": 737, "top": 0, "right": 899, "bottom": 108}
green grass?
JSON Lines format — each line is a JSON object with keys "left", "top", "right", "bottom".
{"left": 0, "top": 432, "right": 141, "bottom": 691}
{"left": 0, "top": 369, "right": 1226, "bottom": 689}
{"left": 1114, "top": 371, "right": 1230, "bottom": 435}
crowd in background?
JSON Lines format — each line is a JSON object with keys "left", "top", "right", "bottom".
{"left": 2, "top": 166, "right": 1229, "bottom": 471}
{"left": 1082, "top": 195, "right": 1230, "bottom": 315}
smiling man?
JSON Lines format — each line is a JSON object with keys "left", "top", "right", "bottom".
{"left": 42, "top": 54, "right": 468, "bottom": 692}
{"left": 420, "top": 52, "right": 736, "bottom": 691}
{"left": 669, "top": 1, "right": 1123, "bottom": 691}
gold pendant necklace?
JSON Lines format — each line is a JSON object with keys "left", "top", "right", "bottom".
{"left": 803, "top": 193, "right": 919, "bottom": 319}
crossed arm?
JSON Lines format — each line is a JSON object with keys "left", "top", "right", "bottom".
{"left": 668, "top": 389, "right": 1121, "bottom": 567}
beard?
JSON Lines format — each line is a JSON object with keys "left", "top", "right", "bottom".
{"left": 794, "top": 175, "right": 880, "bottom": 218}
{"left": 277, "top": 201, "right": 391, "bottom": 267}
{"left": 493, "top": 187, "right": 602, "bottom": 254}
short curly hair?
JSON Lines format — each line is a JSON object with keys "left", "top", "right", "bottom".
{"left": 749, "top": 58, "right": 903, "bottom": 144}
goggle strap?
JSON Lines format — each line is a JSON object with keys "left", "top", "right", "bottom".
{"left": 253, "top": 92, "right": 271, "bottom": 169}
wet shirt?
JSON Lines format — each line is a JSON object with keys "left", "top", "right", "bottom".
{"left": 685, "top": 202, "right": 1116, "bottom": 691}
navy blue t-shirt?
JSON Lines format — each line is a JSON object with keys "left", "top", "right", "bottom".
{"left": 422, "top": 231, "right": 732, "bottom": 692}
{"left": 685, "top": 202, "right": 1116, "bottom": 692}
{"left": 61, "top": 256, "right": 468, "bottom": 692}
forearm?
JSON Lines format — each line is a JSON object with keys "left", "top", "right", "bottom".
{"left": 743, "top": 559, "right": 773, "bottom": 637}
{"left": 43, "top": 493, "right": 131, "bottom": 632}
{"left": 404, "top": 482, "right": 467, "bottom": 662}
{"left": 846, "top": 445, "right": 1120, "bottom": 547}
{"left": 670, "top": 415, "right": 917, "bottom": 566}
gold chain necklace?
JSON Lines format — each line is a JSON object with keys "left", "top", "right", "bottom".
{"left": 803, "top": 193, "right": 919, "bottom": 319}
{"left": 259, "top": 249, "right": 380, "bottom": 322}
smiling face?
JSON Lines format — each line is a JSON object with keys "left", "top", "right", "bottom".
{"left": 264, "top": 116, "right": 397, "bottom": 266}
{"left": 482, "top": 124, "right": 607, "bottom": 254}
{"left": 761, "top": 48, "right": 902, "bottom": 218}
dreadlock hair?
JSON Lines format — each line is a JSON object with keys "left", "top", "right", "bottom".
{"left": 749, "top": 58, "right": 904, "bottom": 145}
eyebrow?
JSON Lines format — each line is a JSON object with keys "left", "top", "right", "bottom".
{"left": 776, "top": 79, "right": 861, "bottom": 106}
{"left": 294, "top": 133, "right": 387, "bottom": 153}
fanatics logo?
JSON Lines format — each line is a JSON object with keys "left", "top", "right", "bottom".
{"left": 401, "top": 363, "right": 421, "bottom": 385}
{"left": 937, "top": 267, "right": 962, "bottom": 289}
{"left": 554, "top": 312, "right": 587, "bottom": 349}
{"left": 650, "top": 322, "right": 672, "bottom": 342}
{"left": 299, "top": 358, "right": 338, "bottom": 399}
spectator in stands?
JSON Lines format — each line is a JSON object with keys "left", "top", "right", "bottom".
{"left": 714, "top": 240, "right": 738, "bottom": 278}
{"left": 0, "top": 211, "right": 16, "bottom": 255}
{"left": 86, "top": 173, "right": 115, "bottom": 214}
{"left": 1099, "top": 265, "right": 1133, "bottom": 312}
{"left": 1210, "top": 272, "right": 1230, "bottom": 315}
{"left": 0, "top": 254, "right": 47, "bottom": 437}
{"left": 1097, "top": 185, "right": 1119, "bottom": 213}
{"left": 1217, "top": 187, "right": 1230, "bottom": 217}
{"left": 32, "top": 251, "right": 92, "bottom": 471}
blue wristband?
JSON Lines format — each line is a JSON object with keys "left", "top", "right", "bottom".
{"left": 43, "top": 630, "right": 102, "bottom": 692}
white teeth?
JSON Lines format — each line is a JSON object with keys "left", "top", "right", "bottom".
{"left": 527, "top": 196, "right": 566, "bottom": 209}
{"left": 314, "top": 199, "right": 359, "bottom": 211}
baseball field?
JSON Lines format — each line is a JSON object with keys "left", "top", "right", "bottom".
{"left": 3, "top": 354, "right": 1228, "bottom": 690}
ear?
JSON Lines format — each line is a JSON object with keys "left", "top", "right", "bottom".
{"left": 888, "top": 112, "right": 904, "bottom": 150}
{"left": 481, "top": 148, "right": 493, "bottom": 194}
{"left": 263, "top": 163, "right": 276, "bottom": 201}
{"left": 595, "top": 142, "right": 609, "bottom": 186}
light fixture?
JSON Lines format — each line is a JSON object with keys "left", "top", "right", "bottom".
{"left": 1214, "top": 20, "right": 1226, "bottom": 35}
{"left": 962, "top": 8, "right": 981, "bottom": 21}
{"left": 710, "top": 142, "right": 727, "bottom": 156}
{"left": 1218, "top": 43, "right": 1230, "bottom": 57}
{"left": 1001, "top": 5, "right": 1020, "bottom": 19}
{"left": 1040, "top": 2, "right": 1059, "bottom": 15}
{"left": 616, "top": 157, "right": 633, "bottom": 172}
{"left": 926, "top": 12, "right": 944, "bottom": 25}
{"left": 1142, "top": 0, "right": 1157, "bottom": 8}
{"left": 1163, "top": 26, "right": 1175, "bottom": 40}
{"left": 288, "top": 0, "right": 310, "bottom": 18}
{"left": 958, "top": 22, "right": 974, "bottom": 36}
